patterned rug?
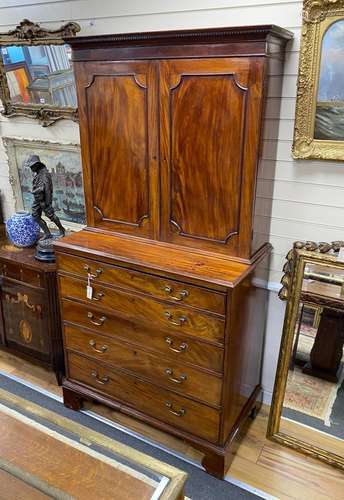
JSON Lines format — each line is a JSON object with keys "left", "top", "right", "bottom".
{"left": 284, "top": 367, "right": 344, "bottom": 425}
{"left": 285, "top": 330, "right": 344, "bottom": 425}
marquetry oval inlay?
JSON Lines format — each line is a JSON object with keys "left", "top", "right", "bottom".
{"left": 19, "top": 319, "right": 33, "bottom": 344}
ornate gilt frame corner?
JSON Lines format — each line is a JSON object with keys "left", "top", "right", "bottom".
{"left": 267, "top": 240, "right": 344, "bottom": 471}
{"left": 292, "top": 0, "right": 344, "bottom": 160}
{"left": 0, "top": 19, "right": 80, "bottom": 127}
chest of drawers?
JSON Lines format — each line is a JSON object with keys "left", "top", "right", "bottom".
{"left": 55, "top": 232, "right": 269, "bottom": 478}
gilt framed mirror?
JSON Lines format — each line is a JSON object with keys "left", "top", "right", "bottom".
{"left": 268, "top": 241, "right": 344, "bottom": 470}
{"left": 292, "top": 1, "right": 344, "bottom": 160}
{"left": 0, "top": 19, "right": 80, "bottom": 127}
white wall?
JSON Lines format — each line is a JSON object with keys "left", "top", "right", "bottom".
{"left": 1, "top": 0, "right": 343, "bottom": 403}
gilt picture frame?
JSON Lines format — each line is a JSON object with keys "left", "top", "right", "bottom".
{"left": 0, "top": 19, "right": 80, "bottom": 127}
{"left": 267, "top": 241, "right": 344, "bottom": 471}
{"left": 292, "top": 0, "right": 344, "bottom": 160}
{"left": 3, "top": 137, "right": 85, "bottom": 232}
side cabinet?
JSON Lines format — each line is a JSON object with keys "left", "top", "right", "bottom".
{"left": 1, "top": 278, "right": 50, "bottom": 356}
{"left": 0, "top": 239, "right": 64, "bottom": 384}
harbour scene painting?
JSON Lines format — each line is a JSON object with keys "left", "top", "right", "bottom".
{"left": 4, "top": 138, "right": 85, "bottom": 229}
{"left": 315, "top": 19, "right": 344, "bottom": 141}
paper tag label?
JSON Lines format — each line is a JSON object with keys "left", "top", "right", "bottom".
{"left": 338, "top": 247, "right": 344, "bottom": 262}
{"left": 87, "top": 285, "right": 93, "bottom": 300}
{"left": 86, "top": 273, "right": 93, "bottom": 299}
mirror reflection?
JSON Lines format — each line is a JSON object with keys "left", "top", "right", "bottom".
{"left": 282, "top": 262, "right": 344, "bottom": 441}
{"left": 1, "top": 44, "right": 76, "bottom": 107}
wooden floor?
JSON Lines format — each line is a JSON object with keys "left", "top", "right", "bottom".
{"left": 0, "top": 351, "right": 343, "bottom": 500}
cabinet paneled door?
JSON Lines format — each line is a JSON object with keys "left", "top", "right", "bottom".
{"left": 77, "top": 61, "right": 159, "bottom": 238}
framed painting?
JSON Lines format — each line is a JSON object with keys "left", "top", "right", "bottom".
{"left": 292, "top": 0, "right": 344, "bottom": 160}
{"left": 3, "top": 137, "right": 85, "bottom": 232}
{"left": 0, "top": 19, "right": 80, "bottom": 127}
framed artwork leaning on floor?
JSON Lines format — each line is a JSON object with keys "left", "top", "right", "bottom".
{"left": 3, "top": 137, "right": 85, "bottom": 232}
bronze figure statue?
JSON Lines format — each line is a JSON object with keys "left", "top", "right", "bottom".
{"left": 26, "top": 154, "right": 65, "bottom": 240}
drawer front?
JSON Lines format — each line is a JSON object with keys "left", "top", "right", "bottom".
{"left": 61, "top": 292, "right": 225, "bottom": 344}
{"left": 1, "top": 261, "right": 43, "bottom": 287}
{"left": 58, "top": 253, "right": 225, "bottom": 314}
{"left": 64, "top": 326, "right": 222, "bottom": 406}
{"left": 67, "top": 351, "right": 220, "bottom": 443}
{"left": 63, "top": 310, "right": 223, "bottom": 373}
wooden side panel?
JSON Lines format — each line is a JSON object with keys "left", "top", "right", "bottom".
{"left": 220, "top": 257, "right": 269, "bottom": 444}
{"left": 253, "top": 54, "right": 284, "bottom": 255}
{"left": 160, "top": 58, "right": 265, "bottom": 258}
{"left": 75, "top": 61, "right": 159, "bottom": 238}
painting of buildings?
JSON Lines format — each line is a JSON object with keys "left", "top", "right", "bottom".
{"left": 4, "top": 137, "right": 85, "bottom": 229}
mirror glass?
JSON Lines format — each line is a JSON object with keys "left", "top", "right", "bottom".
{"left": 315, "top": 19, "right": 344, "bottom": 140}
{"left": 1, "top": 44, "right": 76, "bottom": 107}
{"left": 280, "top": 260, "right": 344, "bottom": 456}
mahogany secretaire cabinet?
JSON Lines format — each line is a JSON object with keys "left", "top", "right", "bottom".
{"left": 55, "top": 25, "right": 292, "bottom": 478}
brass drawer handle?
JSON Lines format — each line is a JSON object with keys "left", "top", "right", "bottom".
{"left": 92, "top": 292, "right": 104, "bottom": 301}
{"left": 87, "top": 312, "right": 106, "bottom": 326}
{"left": 164, "top": 285, "right": 189, "bottom": 302}
{"left": 84, "top": 264, "right": 103, "bottom": 279}
{"left": 91, "top": 370, "right": 109, "bottom": 385}
{"left": 164, "top": 311, "right": 187, "bottom": 326}
{"left": 165, "top": 337, "right": 188, "bottom": 353}
{"left": 89, "top": 339, "right": 108, "bottom": 353}
{"left": 165, "top": 368, "right": 187, "bottom": 384}
{"left": 165, "top": 402, "right": 186, "bottom": 417}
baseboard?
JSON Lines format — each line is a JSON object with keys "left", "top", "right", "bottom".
{"left": 252, "top": 278, "right": 281, "bottom": 293}
{"left": 262, "top": 389, "right": 273, "bottom": 406}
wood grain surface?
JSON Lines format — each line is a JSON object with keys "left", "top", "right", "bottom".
{"left": 0, "top": 469, "right": 50, "bottom": 500}
{"left": 58, "top": 254, "right": 226, "bottom": 314}
{"left": 76, "top": 61, "right": 159, "bottom": 238}
{"left": 54, "top": 231, "right": 260, "bottom": 288}
{"left": 67, "top": 351, "right": 221, "bottom": 443}
{"left": 0, "top": 407, "right": 155, "bottom": 499}
{"left": 64, "top": 326, "right": 222, "bottom": 406}
{"left": 63, "top": 322, "right": 224, "bottom": 374}
{"left": 61, "top": 289, "right": 225, "bottom": 343}
{"left": 160, "top": 58, "right": 251, "bottom": 256}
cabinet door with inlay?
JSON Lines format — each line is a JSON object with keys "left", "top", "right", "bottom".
{"left": 0, "top": 278, "right": 49, "bottom": 357}
{"left": 76, "top": 61, "right": 159, "bottom": 238}
{"left": 159, "top": 58, "right": 264, "bottom": 257}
